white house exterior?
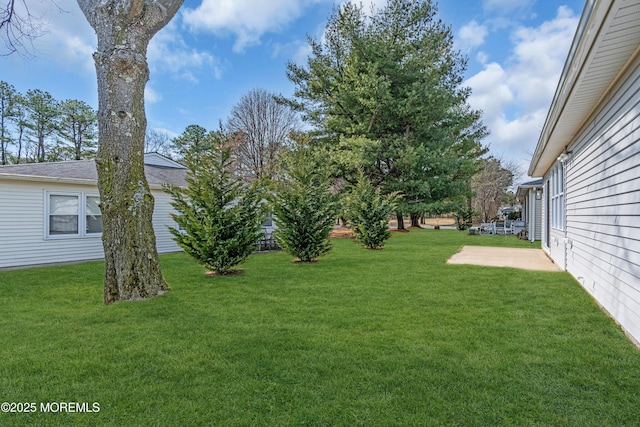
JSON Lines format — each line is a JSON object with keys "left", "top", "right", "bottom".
{"left": 0, "top": 153, "right": 186, "bottom": 269}
{"left": 516, "top": 179, "right": 543, "bottom": 242}
{"left": 529, "top": 0, "right": 640, "bottom": 344}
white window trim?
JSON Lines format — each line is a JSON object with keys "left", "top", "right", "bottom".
{"left": 549, "top": 162, "right": 565, "bottom": 231}
{"left": 45, "top": 191, "right": 102, "bottom": 239}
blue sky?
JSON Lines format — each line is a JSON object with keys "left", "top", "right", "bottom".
{"left": 2, "top": 0, "right": 585, "bottom": 177}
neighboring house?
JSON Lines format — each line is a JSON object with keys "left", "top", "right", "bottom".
{"left": 529, "top": 0, "right": 640, "bottom": 343}
{"left": 515, "top": 179, "right": 543, "bottom": 242}
{"left": 0, "top": 153, "right": 187, "bottom": 269}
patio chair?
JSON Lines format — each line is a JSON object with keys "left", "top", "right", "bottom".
{"left": 503, "top": 220, "right": 514, "bottom": 235}
{"left": 494, "top": 220, "right": 506, "bottom": 235}
{"left": 479, "top": 222, "right": 495, "bottom": 234}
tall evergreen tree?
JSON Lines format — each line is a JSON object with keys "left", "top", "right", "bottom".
{"left": 58, "top": 99, "right": 97, "bottom": 160}
{"left": 0, "top": 80, "right": 16, "bottom": 165}
{"left": 24, "top": 89, "right": 59, "bottom": 162}
{"left": 285, "top": 0, "right": 487, "bottom": 229}
{"left": 171, "top": 124, "right": 213, "bottom": 161}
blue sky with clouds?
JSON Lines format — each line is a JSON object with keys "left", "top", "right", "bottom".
{"left": 2, "top": 0, "right": 585, "bottom": 177}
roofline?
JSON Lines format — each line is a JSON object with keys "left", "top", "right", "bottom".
{"left": 0, "top": 173, "right": 169, "bottom": 190}
{"left": 528, "top": 0, "right": 597, "bottom": 176}
{"left": 0, "top": 174, "right": 96, "bottom": 185}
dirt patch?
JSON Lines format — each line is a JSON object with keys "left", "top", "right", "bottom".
{"left": 330, "top": 228, "right": 354, "bottom": 238}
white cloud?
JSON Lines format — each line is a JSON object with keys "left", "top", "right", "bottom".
{"left": 466, "top": 62, "right": 514, "bottom": 122}
{"left": 148, "top": 21, "right": 222, "bottom": 83}
{"left": 182, "top": 0, "right": 329, "bottom": 53}
{"left": 458, "top": 20, "right": 489, "bottom": 53}
{"left": 13, "top": 1, "right": 97, "bottom": 71}
{"left": 346, "top": 0, "right": 388, "bottom": 13}
{"left": 476, "top": 51, "right": 490, "bottom": 64}
{"left": 464, "top": 7, "right": 579, "bottom": 169}
{"left": 151, "top": 127, "right": 180, "bottom": 140}
{"left": 145, "top": 86, "right": 162, "bottom": 104}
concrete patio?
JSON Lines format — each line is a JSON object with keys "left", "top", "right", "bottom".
{"left": 447, "top": 246, "right": 560, "bottom": 272}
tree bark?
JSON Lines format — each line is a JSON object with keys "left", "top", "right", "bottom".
{"left": 396, "top": 211, "right": 405, "bottom": 230}
{"left": 78, "top": 0, "right": 183, "bottom": 304}
{"left": 410, "top": 212, "right": 421, "bottom": 228}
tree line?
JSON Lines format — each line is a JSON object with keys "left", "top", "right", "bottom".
{"left": 0, "top": 81, "right": 97, "bottom": 164}
{"left": 1, "top": 0, "right": 518, "bottom": 303}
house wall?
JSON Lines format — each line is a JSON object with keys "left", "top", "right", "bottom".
{"left": 558, "top": 54, "right": 640, "bottom": 342}
{"left": 152, "top": 190, "right": 182, "bottom": 254}
{"left": 542, "top": 178, "right": 566, "bottom": 269}
{"left": 524, "top": 189, "right": 542, "bottom": 242}
{"left": 0, "top": 179, "right": 182, "bottom": 269}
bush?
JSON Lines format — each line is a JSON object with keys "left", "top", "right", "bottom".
{"left": 164, "top": 131, "right": 266, "bottom": 275}
{"left": 269, "top": 144, "right": 338, "bottom": 262}
{"left": 345, "top": 173, "right": 398, "bottom": 249}
{"left": 454, "top": 206, "right": 475, "bottom": 230}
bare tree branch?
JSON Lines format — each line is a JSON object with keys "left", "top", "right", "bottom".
{"left": 0, "top": 0, "right": 47, "bottom": 57}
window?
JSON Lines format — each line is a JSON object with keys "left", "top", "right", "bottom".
{"left": 49, "top": 195, "right": 79, "bottom": 235}
{"left": 46, "top": 192, "right": 102, "bottom": 238}
{"left": 85, "top": 196, "right": 103, "bottom": 234}
{"left": 549, "top": 162, "right": 564, "bottom": 230}
{"left": 263, "top": 212, "right": 273, "bottom": 228}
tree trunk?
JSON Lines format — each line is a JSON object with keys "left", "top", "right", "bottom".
{"left": 410, "top": 212, "right": 421, "bottom": 228}
{"left": 78, "top": 0, "right": 183, "bottom": 304}
{"left": 396, "top": 211, "right": 405, "bottom": 230}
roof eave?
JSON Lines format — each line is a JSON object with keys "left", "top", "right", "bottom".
{"left": 0, "top": 173, "right": 172, "bottom": 190}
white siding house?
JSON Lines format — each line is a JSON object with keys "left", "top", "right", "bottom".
{"left": 0, "top": 153, "right": 186, "bottom": 269}
{"left": 516, "top": 179, "right": 543, "bottom": 242}
{"left": 529, "top": 0, "right": 640, "bottom": 344}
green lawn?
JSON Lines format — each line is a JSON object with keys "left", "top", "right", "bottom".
{"left": 1, "top": 230, "right": 639, "bottom": 426}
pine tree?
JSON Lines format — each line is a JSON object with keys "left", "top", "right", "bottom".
{"left": 165, "top": 130, "right": 266, "bottom": 275}
{"left": 269, "top": 143, "right": 338, "bottom": 262}
{"left": 285, "top": 0, "right": 488, "bottom": 230}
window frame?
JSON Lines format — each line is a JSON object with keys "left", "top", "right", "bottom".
{"left": 45, "top": 191, "right": 103, "bottom": 239}
{"left": 549, "top": 162, "right": 565, "bottom": 231}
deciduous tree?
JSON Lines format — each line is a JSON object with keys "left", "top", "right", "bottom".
{"left": 226, "top": 88, "right": 298, "bottom": 182}
{"left": 471, "top": 156, "right": 516, "bottom": 223}
{"left": 0, "top": 0, "right": 46, "bottom": 56}
{"left": 145, "top": 128, "right": 173, "bottom": 157}
{"left": 77, "top": 0, "right": 183, "bottom": 303}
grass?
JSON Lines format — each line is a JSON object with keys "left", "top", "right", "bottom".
{"left": 0, "top": 229, "right": 639, "bottom": 426}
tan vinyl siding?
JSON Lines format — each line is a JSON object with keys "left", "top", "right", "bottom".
{"left": 564, "top": 55, "right": 640, "bottom": 341}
